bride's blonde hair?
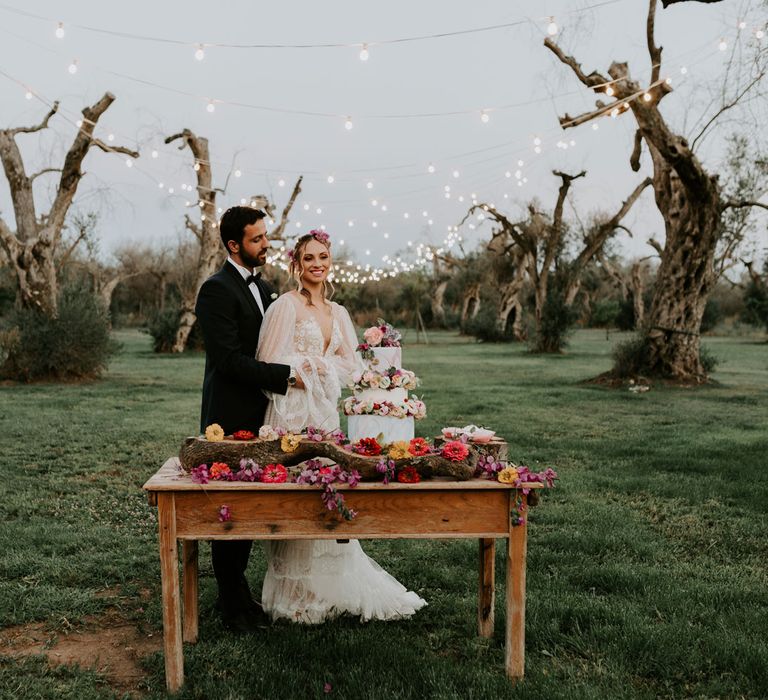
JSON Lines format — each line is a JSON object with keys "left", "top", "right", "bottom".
{"left": 289, "top": 231, "right": 335, "bottom": 307}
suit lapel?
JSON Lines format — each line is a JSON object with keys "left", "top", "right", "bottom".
{"left": 223, "top": 261, "right": 263, "bottom": 319}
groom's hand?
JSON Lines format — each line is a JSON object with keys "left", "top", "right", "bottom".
{"left": 293, "top": 374, "right": 306, "bottom": 390}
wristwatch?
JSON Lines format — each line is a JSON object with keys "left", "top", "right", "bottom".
{"left": 287, "top": 367, "right": 297, "bottom": 387}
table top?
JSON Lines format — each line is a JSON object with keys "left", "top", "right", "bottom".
{"left": 143, "top": 458, "right": 542, "bottom": 493}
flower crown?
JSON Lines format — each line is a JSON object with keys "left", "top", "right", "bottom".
{"left": 288, "top": 229, "right": 331, "bottom": 261}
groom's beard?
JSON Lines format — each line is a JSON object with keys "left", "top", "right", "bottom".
{"left": 241, "top": 249, "right": 267, "bottom": 268}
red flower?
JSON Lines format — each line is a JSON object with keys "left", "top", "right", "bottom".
{"left": 354, "top": 437, "right": 382, "bottom": 456}
{"left": 442, "top": 440, "right": 470, "bottom": 462}
{"left": 261, "top": 463, "right": 288, "bottom": 483}
{"left": 397, "top": 466, "right": 421, "bottom": 483}
{"left": 408, "top": 437, "right": 430, "bottom": 457}
{"left": 209, "top": 462, "right": 232, "bottom": 479}
{"left": 232, "top": 430, "right": 255, "bottom": 441}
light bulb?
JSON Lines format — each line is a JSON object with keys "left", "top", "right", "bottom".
{"left": 195, "top": 45, "right": 205, "bottom": 61}
{"left": 569, "top": 139, "right": 576, "bottom": 146}
{"left": 547, "top": 18, "right": 558, "bottom": 36}
{"left": 534, "top": 145, "right": 541, "bottom": 153}
{"left": 125, "top": 159, "right": 133, "bottom": 168}
{"left": 348, "top": 220, "right": 354, "bottom": 227}
{"left": 68, "top": 59, "right": 78, "bottom": 75}
{"left": 303, "top": 203, "right": 309, "bottom": 211}
{"left": 316, "top": 207, "right": 322, "bottom": 214}
{"left": 592, "top": 122, "right": 599, "bottom": 131}
{"left": 718, "top": 39, "right": 727, "bottom": 51}
{"left": 480, "top": 111, "right": 490, "bottom": 123}
{"left": 194, "top": 162, "right": 201, "bottom": 171}
{"left": 384, "top": 233, "right": 389, "bottom": 239}
{"left": 681, "top": 66, "right": 688, "bottom": 75}
{"left": 404, "top": 212, "right": 409, "bottom": 219}
{"left": 151, "top": 150, "right": 158, "bottom": 158}
{"left": 533, "top": 136, "right": 542, "bottom": 146}
{"left": 24, "top": 91, "right": 33, "bottom": 100}
{"left": 372, "top": 221, "right": 378, "bottom": 228}
{"left": 344, "top": 116, "right": 353, "bottom": 130}
{"left": 158, "top": 182, "right": 164, "bottom": 189}
{"left": 444, "top": 185, "right": 450, "bottom": 191}
{"left": 643, "top": 92, "right": 652, "bottom": 102}
{"left": 606, "top": 86, "right": 615, "bottom": 97}
{"left": 327, "top": 175, "right": 334, "bottom": 184}
{"left": 427, "top": 163, "right": 435, "bottom": 173}
{"left": 107, "top": 133, "right": 115, "bottom": 142}
{"left": 611, "top": 107, "right": 620, "bottom": 118}
{"left": 372, "top": 199, "right": 378, "bottom": 206}
{"left": 278, "top": 178, "right": 286, "bottom": 187}
{"left": 505, "top": 171, "right": 512, "bottom": 178}
{"left": 517, "top": 159, "right": 524, "bottom": 166}
{"left": 381, "top": 204, "right": 387, "bottom": 211}
{"left": 359, "top": 44, "right": 369, "bottom": 61}
{"left": 738, "top": 21, "right": 747, "bottom": 30}
{"left": 452, "top": 169, "right": 460, "bottom": 178}
{"left": 55, "top": 22, "right": 65, "bottom": 39}
{"left": 206, "top": 100, "right": 215, "bottom": 113}
{"left": 665, "top": 77, "right": 673, "bottom": 85}
{"left": 366, "top": 181, "right": 373, "bottom": 189}
{"left": 168, "top": 187, "right": 174, "bottom": 194}
{"left": 422, "top": 210, "right": 428, "bottom": 217}
{"left": 756, "top": 29, "right": 765, "bottom": 40}
{"left": 234, "top": 169, "right": 241, "bottom": 177}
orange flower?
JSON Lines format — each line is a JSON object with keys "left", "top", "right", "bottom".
{"left": 441, "top": 440, "right": 469, "bottom": 462}
{"left": 408, "top": 437, "right": 430, "bottom": 457}
{"left": 209, "top": 462, "right": 231, "bottom": 479}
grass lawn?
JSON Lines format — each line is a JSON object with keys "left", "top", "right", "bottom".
{"left": 1, "top": 328, "right": 766, "bottom": 699}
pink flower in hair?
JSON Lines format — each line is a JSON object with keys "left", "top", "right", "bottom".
{"left": 310, "top": 229, "right": 331, "bottom": 245}
{"left": 287, "top": 250, "right": 295, "bottom": 261}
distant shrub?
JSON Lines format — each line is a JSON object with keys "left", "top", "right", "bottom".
{"left": 590, "top": 299, "right": 621, "bottom": 328}
{"left": 611, "top": 334, "right": 719, "bottom": 377}
{"left": 530, "top": 285, "right": 578, "bottom": 353}
{"left": 0, "top": 284, "right": 117, "bottom": 381}
{"left": 147, "top": 306, "right": 181, "bottom": 353}
{"left": 463, "top": 306, "right": 513, "bottom": 342}
{"left": 700, "top": 298, "right": 724, "bottom": 333}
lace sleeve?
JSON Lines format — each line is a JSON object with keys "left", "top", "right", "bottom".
{"left": 329, "top": 303, "right": 364, "bottom": 386}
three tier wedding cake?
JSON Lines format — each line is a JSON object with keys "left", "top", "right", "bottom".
{"left": 344, "top": 320, "right": 426, "bottom": 444}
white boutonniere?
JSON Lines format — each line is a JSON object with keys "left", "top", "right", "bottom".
{"left": 270, "top": 292, "right": 278, "bottom": 300}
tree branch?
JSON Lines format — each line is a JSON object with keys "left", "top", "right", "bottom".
{"left": 10, "top": 102, "right": 59, "bottom": 135}
{"left": 270, "top": 176, "right": 304, "bottom": 241}
{"left": 543, "top": 38, "right": 610, "bottom": 90}
{"left": 630, "top": 129, "right": 643, "bottom": 172}
{"left": 90, "top": 139, "right": 140, "bottom": 157}
{"left": 647, "top": 0, "right": 663, "bottom": 84}
{"left": 184, "top": 214, "right": 203, "bottom": 242}
{"left": 722, "top": 199, "right": 768, "bottom": 212}
{"left": 30, "top": 167, "right": 62, "bottom": 182}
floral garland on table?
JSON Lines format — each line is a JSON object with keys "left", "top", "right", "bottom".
{"left": 342, "top": 396, "right": 427, "bottom": 420}
{"left": 349, "top": 366, "right": 419, "bottom": 392}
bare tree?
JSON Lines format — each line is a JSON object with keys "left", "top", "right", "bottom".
{"left": 461, "top": 171, "right": 649, "bottom": 350}
{"left": 544, "top": 0, "right": 768, "bottom": 380}
{"left": 0, "top": 95, "right": 138, "bottom": 316}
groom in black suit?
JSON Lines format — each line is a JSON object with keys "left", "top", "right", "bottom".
{"left": 195, "top": 206, "right": 303, "bottom": 632}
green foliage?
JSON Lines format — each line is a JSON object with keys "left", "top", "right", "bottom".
{"left": 612, "top": 334, "right": 719, "bottom": 377}
{"left": 742, "top": 277, "right": 768, "bottom": 332}
{"left": 589, "top": 298, "right": 621, "bottom": 328}
{"left": 700, "top": 297, "right": 724, "bottom": 333}
{"left": 146, "top": 306, "right": 181, "bottom": 353}
{"left": 462, "top": 305, "right": 513, "bottom": 342}
{"left": 0, "top": 284, "right": 117, "bottom": 381}
{"left": 531, "top": 280, "right": 578, "bottom": 353}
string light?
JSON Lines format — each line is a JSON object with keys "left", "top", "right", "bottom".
{"left": 427, "top": 163, "right": 435, "bottom": 173}
{"left": 327, "top": 175, "right": 335, "bottom": 184}
{"left": 158, "top": 182, "right": 164, "bottom": 189}
{"left": 533, "top": 136, "right": 542, "bottom": 146}
{"left": 681, "top": 66, "right": 688, "bottom": 75}
{"left": 643, "top": 92, "right": 652, "bottom": 102}
{"left": 125, "top": 159, "right": 133, "bottom": 168}
{"left": 592, "top": 122, "right": 599, "bottom": 130}
{"left": 107, "top": 133, "right": 115, "bottom": 142}
{"left": 68, "top": 59, "right": 78, "bottom": 74}
{"left": 151, "top": 150, "right": 158, "bottom": 158}
{"left": 24, "top": 90, "right": 32, "bottom": 100}
{"left": 359, "top": 43, "right": 369, "bottom": 61}
{"left": 738, "top": 21, "right": 747, "bottom": 30}
{"left": 547, "top": 17, "right": 558, "bottom": 36}
{"left": 756, "top": 29, "right": 765, "bottom": 40}
{"left": 234, "top": 169, "right": 241, "bottom": 177}
{"left": 344, "top": 116, "right": 354, "bottom": 130}
{"left": 606, "top": 86, "right": 615, "bottom": 97}
{"left": 480, "top": 110, "right": 490, "bottom": 123}
{"left": 718, "top": 38, "right": 727, "bottom": 51}
{"left": 366, "top": 181, "right": 374, "bottom": 189}
{"left": 206, "top": 99, "right": 215, "bottom": 113}
{"left": 193, "top": 162, "right": 200, "bottom": 171}
{"left": 278, "top": 178, "right": 286, "bottom": 187}
{"left": 195, "top": 44, "right": 205, "bottom": 61}
{"left": 55, "top": 22, "right": 64, "bottom": 39}
{"left": 316, "top": 207, "right": 322, "bottom": 214}
{"left": 452, "top": 169, "right": 460, "bottom": 178}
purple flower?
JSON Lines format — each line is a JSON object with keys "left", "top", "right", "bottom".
{"left": 375, "top": 457, "right": 395, "bottom": 485}
{"left": 218, "top": 505, "right": 232, "bottom": 522}
{"left": 190, "top": 464, "right": 209, "bottom": 484}
{"left": 310, "top": 229, "right": 331, "bottom": 245}
{"left": 323, "top": 682, "right": 332, "bottom": 694}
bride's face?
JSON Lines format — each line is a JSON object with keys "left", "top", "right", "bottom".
{"left": 298, "top": 239, "right": 331, "bottom": 286}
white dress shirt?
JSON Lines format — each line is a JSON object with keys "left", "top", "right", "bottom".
{"left": 227, "top": 257, "right": 266, "bottom": 316}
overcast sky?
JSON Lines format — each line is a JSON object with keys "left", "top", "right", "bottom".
{"left": 0, "top": 0, "right": 765, "bottom": 270}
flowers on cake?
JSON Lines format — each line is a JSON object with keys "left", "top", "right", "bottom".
{"left": 363, "top": 326, "right": 384, "bottom": 347}
{"left": 204, "top": 423, "right": 225, "bottom": 442}
{"left": 349, "top": 367, "right": 419, "bottom": 393}
{"left": 441, "top": 440, "right": 470, "bottom": 462}
{"left": 232, "top": 429, "right": 255, "bottom": 441}
{"left": 357, "top": 318, "right": 402, "bottom": 354}
{"left": 353, "top": 437, "right": 383, "bottom": 456}
{"left": 342, "top": 396, "right": 427, "bottom": 420}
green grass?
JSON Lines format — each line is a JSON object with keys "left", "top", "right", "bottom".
{"left": 1, "top": 329, "right": 767, "bottom": 699}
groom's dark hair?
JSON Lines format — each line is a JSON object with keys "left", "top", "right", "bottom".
{"left": 219, "top": 206, "right": 267, "bottom": 250}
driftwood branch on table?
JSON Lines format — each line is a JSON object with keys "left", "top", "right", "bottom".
{"left": 178, "top": 437, "right": 504, "bottom": 481}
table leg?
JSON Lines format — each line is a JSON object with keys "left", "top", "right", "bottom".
{"left": 505, "top": 493, "right": 528, "bottom": 679}
{"left": 182, "top": 540, "right": 199, "bottom": 644}
{"left": 158, "top": 493, "right": 184, "bottom": 692}
{"left": 478, "top": 538, "right": 495, "bottom": 637}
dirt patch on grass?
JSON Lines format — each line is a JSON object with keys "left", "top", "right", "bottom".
{"left": 0, "top": 612, "right": 161, "bottom": 697}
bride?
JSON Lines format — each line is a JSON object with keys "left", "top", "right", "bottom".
{"left": 256, "top": 230, "right": 426, "bottom": 624}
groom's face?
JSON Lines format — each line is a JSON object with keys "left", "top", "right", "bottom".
{"left": 231, "top": 219, "right": 269, "bottom": 269}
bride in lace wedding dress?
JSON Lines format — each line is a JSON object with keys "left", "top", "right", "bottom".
{"left": 256, "top": 230, "right": 426, "bottom": 624}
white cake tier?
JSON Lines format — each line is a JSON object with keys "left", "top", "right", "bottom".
{"left": 347, "top": 415, "right": 414, "bottom": 444}
{"left": 365, "top": 346, "right": 402, "bottom": 369}
{"left": 356, "top": 387, "right": 408, "bottom": 404}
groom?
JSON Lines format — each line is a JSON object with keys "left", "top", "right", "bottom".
{"left": 195, "top": 205, "right": 304, "bottom": 632}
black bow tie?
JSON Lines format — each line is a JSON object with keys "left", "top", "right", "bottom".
{"left": 245, "top": 273, "right": 261, "bottom": 285}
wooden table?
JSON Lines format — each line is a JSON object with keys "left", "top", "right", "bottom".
{"left": 144, "top": 458, "right": 539, "bottom": 693}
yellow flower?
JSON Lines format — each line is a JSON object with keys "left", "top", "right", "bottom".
{"left": 205, "top": 423, "right": 225, "bottom": 442}
{"left": 281, "top": 433, "right": 302, "bottom": 453}
{"left": 388, "top": 441, "right": 411, "bottom": 459}
{"left": 497, "top": 467, "right": 519, "bottom": 484}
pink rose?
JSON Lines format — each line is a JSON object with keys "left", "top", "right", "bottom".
{"left": 364, "top": 326, "right": 384, "bottom": 346}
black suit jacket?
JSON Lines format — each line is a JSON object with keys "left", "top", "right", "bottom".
{"left": 195, "top": 261, "right": 290, "bottom": 434}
